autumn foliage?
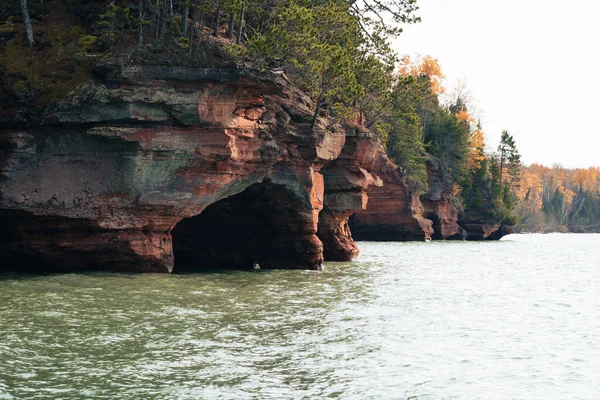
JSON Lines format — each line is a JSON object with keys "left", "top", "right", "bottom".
{"left": 399, "top": 55, "right": 446, "bottom": 95}
{"left": 516, "top": 165, "right": 600, "bottom": 232}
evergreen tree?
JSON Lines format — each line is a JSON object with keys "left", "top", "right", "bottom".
{"left": 251, "top": 0, "right": 362, "bottom": 130}
{"left": 498, "top": 130, "right": 521, "bottom": 190}
{"left": 384, "top": 74, "right": 431, "bottom": 193}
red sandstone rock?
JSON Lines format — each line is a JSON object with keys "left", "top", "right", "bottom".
{"left": 350, "top": 141, "right": 433, "bottom": 242}
{"left": 317, "top": 127, "right": 407, "bottom": 260}
{"left": 0, "top": 66, "right": 336, "bottom": 272}
{"left": 0, "top": 64, "right": 509, "bottom": 274}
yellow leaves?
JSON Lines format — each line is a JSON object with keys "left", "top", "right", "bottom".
{"left": 563, "top": 187, "right": 576, "bottom": 206}
{"left": 456, "top": 109, "right": 476, "bottom": 125}
{"left": 398, "top": 54, "right": 445, "bottom": 94}
{"left": 469, "top": 128, "right": 485, "bottom": 150}
{"left": 517, "top": 171, "right": 543, "bottom": 208}
{"left": 468, "top": 128, "right": 485, "bottom": 171}
{"left": 519, "top": 164, "right": 600, "bottom": 212}
{"left": 573, "top": 167, "right": 600, "bottom": 192}
{"left": 420, "top": 55, "right": 444, "bottom": 81}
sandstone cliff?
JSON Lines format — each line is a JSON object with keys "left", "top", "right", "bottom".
{"left": 352, "top": 153, "right": 513, "bottom": 242}
{"left": 1, "top": 59, "right": 407, "bottom": 272}
{"left": 351, "top": 166, "right": 433, "bottom": 242}
{"left": 0, "top": 58, "right": 513, "bottom": 273}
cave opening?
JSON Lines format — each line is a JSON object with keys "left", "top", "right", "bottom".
{"left": 426, "top": 213, "right": 444, "bottom": 240}
{"left": 171, "top": 181, "right": 318, "bottom": 272}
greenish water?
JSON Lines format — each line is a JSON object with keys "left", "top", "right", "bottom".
{"left": 1, "top": 234, "right": 600, "bottom": 399}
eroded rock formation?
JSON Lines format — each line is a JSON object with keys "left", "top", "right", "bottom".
{"left": 0, "top": 64, "right": 365, "bottom": 272}
{"left": 317, "top": 129, "right": 384, "bottom": 260}
{"left": 421, "top": 155, "right": 467, "bottom": 240}
{"left": 350, "top": 149, "right": 434, "bottom": 242}
{"left": 1, "top": 60, "right": 513, "bottom": 273}
{"left": 421, "top": 156, "right": 512, "bottom": 241}
{"left": 352, "top": 154, "right": 513, "bottom": 242}
{"left": 458, "top": 212, "right": 514, "bottom": 240}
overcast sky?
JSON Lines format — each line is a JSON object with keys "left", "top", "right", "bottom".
{"left": 392, "top": 0, "right": 600, "bottom": 168}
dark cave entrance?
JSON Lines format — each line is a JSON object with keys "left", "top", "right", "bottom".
{"left": 171, "top": 181, "right": 319, "bottom": 272}
{"left": 425, "top": 213, "right": 444, "bottom": 240}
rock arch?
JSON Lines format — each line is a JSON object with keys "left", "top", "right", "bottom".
{"left": 172, "top": 179, "right": 324, "bottom": 272}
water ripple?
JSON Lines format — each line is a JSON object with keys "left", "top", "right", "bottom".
{"left": 1, "top": 234, "right": 600, "bottom": 398}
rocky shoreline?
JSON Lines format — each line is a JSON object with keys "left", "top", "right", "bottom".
{"left": 0, "top": 63, "right": 511, "bottom": 273}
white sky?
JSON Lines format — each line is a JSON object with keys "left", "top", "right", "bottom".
{"left": 392, "top": 0, "right": 600, "bottom": 168}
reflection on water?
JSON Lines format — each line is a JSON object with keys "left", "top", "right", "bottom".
{"left": 1, "top": 234, "right": 600, "bottom": 399}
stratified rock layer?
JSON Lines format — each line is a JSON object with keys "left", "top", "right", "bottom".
{"left": 351, "top": 154, "right": 513, "bottom": 242}
{"left": 350, "top": 144, "right": 433, "bottom": 242}
{"left": 1, "top": 63, "right": 513, "bottom": 273}
{"left": 0, "top": 65, "right": 371, "bottom": 272}
{"left": 317, "top": 129, "right": 384, "bottom": 260}
{"left": 422, "top": 156, "right": 512, "bottom": 241}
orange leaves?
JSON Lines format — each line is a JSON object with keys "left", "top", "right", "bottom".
{"left": 519, "top": 164, "right": 600, "bottom": 212}
{"left": 573, "top": 167, "right": 600, "bottom": 192}
{"left": 456, "top": 109, "right": 476, "bottom": 125}
{"left": 398, "top": 54, "right": 445, "bottom": 94}
{"left": 517, "top": 171, "right": 543, "bottom": 208}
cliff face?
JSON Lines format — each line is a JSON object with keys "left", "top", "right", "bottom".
{"left": 0, "top": 60, "right": 514, "bottom": 273}
{"left": 0, "top": 63, "right": 375, "bottom": 272}
{"left": 421, "top": 156, "right": 467, "bottom": 240}
{"left": 350, "top": 154, "right": 433, "bottom": 242}
{"left": 317, "top": 129, "right": 387, "bottom": 259}
{"left": 458, "top": 212, "right": 514, "bottom": 240}
{"left": 352, "top": 154, "right": 513, "bottom": 242}
{"left": 420, "top": 155, "right": 514, "bottom": 241}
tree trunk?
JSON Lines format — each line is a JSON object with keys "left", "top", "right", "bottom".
{"left": 236, "top": 2, "right": 244, "bottom": 44}
{"left": 213, "top": 0, "right": 221, "bottom": 37}
{"left": 20, "top": 0, "right": 35, "bottom": 48}
{"left": 198, "top": 12, "right": 205, "bottom": 40}
{"left": 137, "top": 0, "right": 144, "bottom": 49}
{"left": 227, "top": 12, "right": 235, "bottom": 39}
{"left": 182, "top": 5, "right": 189, "bottom": 37}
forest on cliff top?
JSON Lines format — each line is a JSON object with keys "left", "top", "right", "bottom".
{"left": 2, "top": 0, "right": 599, "bottom": 232}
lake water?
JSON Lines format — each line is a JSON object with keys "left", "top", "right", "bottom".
{"left": 1, "top": 234, "right": 600, "bottom": 399}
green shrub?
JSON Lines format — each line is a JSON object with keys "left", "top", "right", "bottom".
{"left": 78, "top": 35, "right": 98, "bottom": 52}
{"left": 177, "top": 36, "right": 189, "bottom": 49}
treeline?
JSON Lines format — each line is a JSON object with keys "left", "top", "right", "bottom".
{"left": 2, "top": 0, "right": 523, "bottom": 224}
{"left": 237, "top": 1, "right": 523, "bottom": 224}
{"left": 516, "top": 165, "right": 600, "bottom": 232}
{"left": 389, "top": 56, "right": 521, "bottom": 223}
